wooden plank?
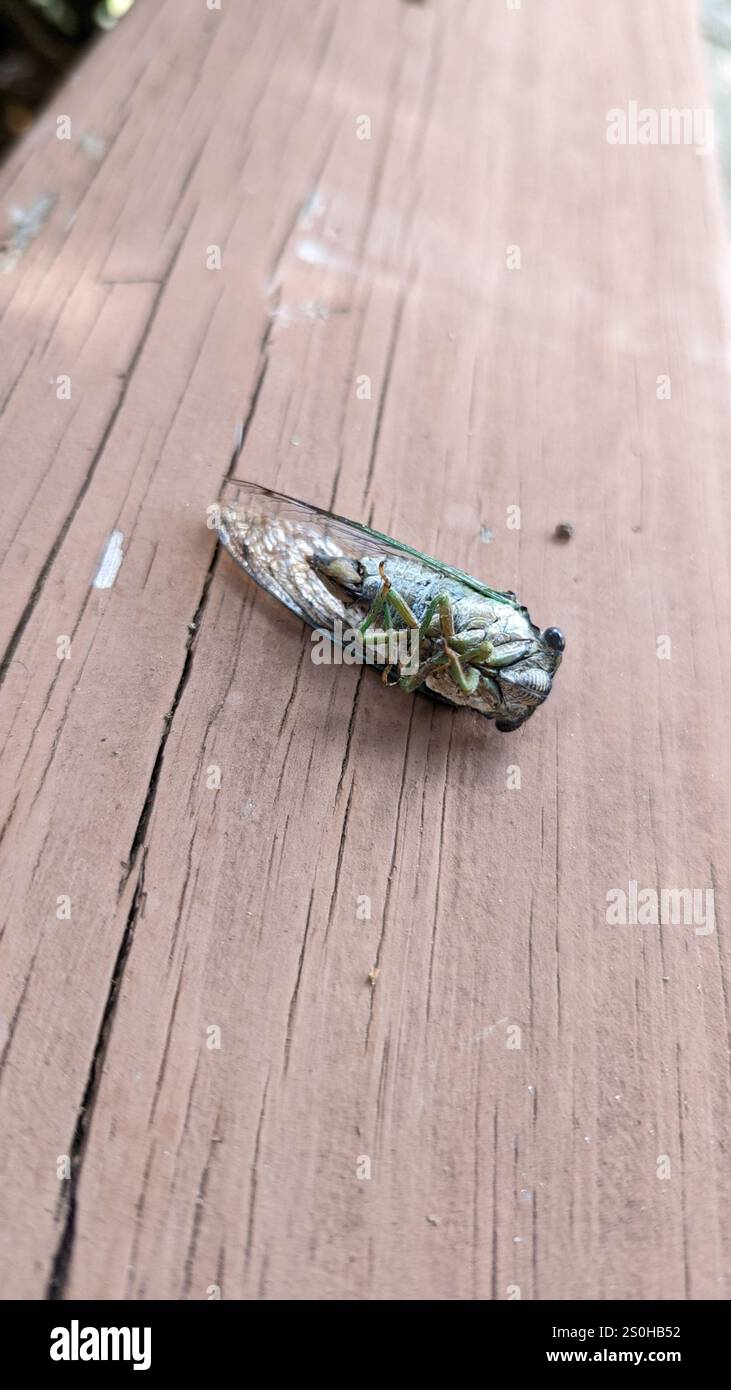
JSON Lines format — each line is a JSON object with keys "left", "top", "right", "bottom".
{"left": 0, "top": 0, "right": 729, "bottom": 1300}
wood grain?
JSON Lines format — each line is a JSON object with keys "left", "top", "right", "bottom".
{"left": 0, "top": 0, "right": 729, "bottom": 1300}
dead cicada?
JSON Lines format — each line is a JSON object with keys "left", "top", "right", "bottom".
{"left": 216, "top": 481, "right": 564, "bottom": 731}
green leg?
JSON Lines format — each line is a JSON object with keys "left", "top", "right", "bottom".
{"left": 422, "top": 593, "right": 481, "bottom": 694}
{"left": 359, "top": 588, "right": 386, "bottom": 636}
{"left": 416, "top": 594, "right": 441, "bottom": 639}
{"left": 360, "top": 562, "right": 419, "bottom": 636}
{"left": 450, "top": 635, "right": 494, "bottom": 664}
{"left": 399, "top": 645, "right": 480, "bottom": 696}
{"left": 478, "top": 674, "right": 502, "bottom": 703}
{"left": 399, "top": 588, "right": 482, "bottom": 695}
{"left": 445, "top": 649, "right": 481, "bottom": 695}
{"left": 482, "top": 639, "right": 533, "bottom": 669}
{"left": 383, "top": 588, "right": 419, "bottom": 629}
{"left": 399, "top": 650, "right": 450, "bottom": 693}
{"left": 361, "top": 572, "right": 488, "bottom": 699}
{"left": 378, "top": 598, "right": 396, "bottom": 682}
{"left": 361, "top": 578, "right": 420, "bottom": 682}
{"left": 418, "top": 592, "right": 456, "bottom": 641}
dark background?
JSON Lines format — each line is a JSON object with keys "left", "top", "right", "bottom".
{"left": 0, "top": 0, "right": 135, "bottom": 154}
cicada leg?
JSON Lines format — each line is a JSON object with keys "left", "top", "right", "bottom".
{"left": 366, "top": 589, "right": 446, "bottom": 688}
{"left": 358, "top": 563, "right": 421, "bottom": 682}
{"left": 418, "top": 592, "right": 455, "bottom": 641}
{"left": 399, "top": 643, "right": 480, "bottom": 696}
{"left": 444, "top": 647, "right": 481, "bottom": 694}
{"left": 376, "top": 599, "right": 398, "bottom": 684}
{"left": 360, "top": 562, "right": 419, "bottom": 635}
{"left": 418, "top": 593, "right": 484, "bottom": 694}
{"left": 399, "top": 650, "right": 450, "bottom": 693}
{"left": 362, "top": 574, "right": 488, "bottom": 697}
{"left": 450, "top": 633, "right": 493, "bottom": 663}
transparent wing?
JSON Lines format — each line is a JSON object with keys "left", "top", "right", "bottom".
{"left": 219, "top": 479, "right": 520, "bottom": 610}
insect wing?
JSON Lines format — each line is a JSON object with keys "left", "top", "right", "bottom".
{"left": 218, "top": 479, "right": 389, "bottom": 631}
{"left": 219, "top": 480, "right": 519, "bottom": 610}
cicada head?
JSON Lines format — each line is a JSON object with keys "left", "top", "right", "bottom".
{"left": 493, "top": 626, "right": 565, "bottom": 730}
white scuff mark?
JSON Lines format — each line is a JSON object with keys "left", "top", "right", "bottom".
{"left": 270, "top": 299, "right": 331, "bottom": 325}
{"left": 294, "top": 237, "right": 346, "bottom": 269}
{"left": 93, "top": 531, "right": 125, "bottom": 589}
{"left": 301, "top": 299, "right": 330, "bottom": 320}
{"left": 269, "top": 302, "right": 295, "bottom": 326}
{"left": 298, "top": 190, "right": 327, "bottom": 231}
{"left": 461, "top": 1017, "right": 510, "bottom": 1050}
{"left": 78, "top": 132, "right": 107, "bottom": 162}
{"left": 0, "top": 193, "right": 57, "bottom": 274}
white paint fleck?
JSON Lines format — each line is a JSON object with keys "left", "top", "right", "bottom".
{"left": 461, "top": 1017, "right": 509, "bottom": 1050}
{"left": 295, "top": 237, "right": 343, "bottom": 268}
{"left": 79, "top": 132, "right": 107, "bottom": 162}
{"left": 93, "top": 531, "right": 124, "bottom": 589}
{"left": 0, "top": 194, "right": 57, "bottom": 274}
{"left": 301, "top": 300, "right": 330, "bottom": 320}
{"left": 271, "top": 299, "right": 331, "bottom": 326}
{"left": 298, "top": 190, "right": 327, "bottom": 231}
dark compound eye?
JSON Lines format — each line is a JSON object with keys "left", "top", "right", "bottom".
{"left": 543, "top": 627, "right": 565, "bottom": 653}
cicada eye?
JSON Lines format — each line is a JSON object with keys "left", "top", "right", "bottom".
{"left": 543, "top": 627, "right": 565, "bottom": 653}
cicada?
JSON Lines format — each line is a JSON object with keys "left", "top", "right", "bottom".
{"left": 216, "top": 481, "right": 564, "bottom": 731}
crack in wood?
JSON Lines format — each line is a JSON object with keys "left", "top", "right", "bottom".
{"left": 46, "top": 854, "right": 148, "bottom": 1299}
{"left": 117, "top": 543, "right": 219, "bottom": 898}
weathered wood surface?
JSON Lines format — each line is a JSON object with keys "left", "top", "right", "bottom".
{"left": 0, "top": 0, "right": 729, "bottom": 1301}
